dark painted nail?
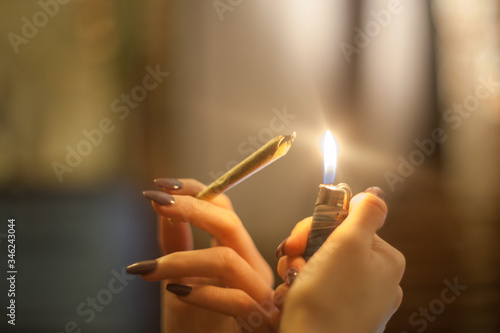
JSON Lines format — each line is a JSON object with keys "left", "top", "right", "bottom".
{"left": 275, "top": 237, "right": 289, "bottom": 258}
{"left": 154, "top": 178, "right": 183, "bottom": 190}
{"left": 166, "top": 283, "right": 192, "bottom": 296}
{"left": 143, "top": 190, "right": 175, "bottom": 205}
{"left": 126, "top": 260, "right": 157, "bottom": 275}
{"left": 285, "top": 267, "right": 299, "bottom": 285}
{"left": 365, "top": 187, "right": 385, "bottom": 201}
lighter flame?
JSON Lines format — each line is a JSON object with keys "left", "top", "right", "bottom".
{"left": 323, "top": 130, "right": 337, "bottom": 184}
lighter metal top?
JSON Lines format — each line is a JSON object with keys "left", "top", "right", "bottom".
{"left": 315, "top": 183, "right": 352, "bottom": 209}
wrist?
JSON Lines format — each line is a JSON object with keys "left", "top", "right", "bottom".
{"left": 280, "top": 302, "right": 367, "bottom": 333}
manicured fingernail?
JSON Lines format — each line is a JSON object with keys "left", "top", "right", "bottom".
{"left": 166, "top": 283, "right": 192, "bottom": 296}
{"left": 126, "top": 260, "right": 157, "bottom": 275}
{"left": 285, "top": 267, "right": 299, "bottom": 285}
{"left": 154, "top": 178, "right": 183, "bottom": 190}
{"left": 143, "top": 190, "right": 175, "bottom": 205}
{"left": 365, "top": 187, "right": 385, "bottom": 201}
{"left": 275, "top": 237, "right": 289, "bottom": 258}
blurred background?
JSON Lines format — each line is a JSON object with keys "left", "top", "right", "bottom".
{"left": 1, "top": 0, "right": 499, "bottom": 332}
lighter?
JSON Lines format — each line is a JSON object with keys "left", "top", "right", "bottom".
{"left": 303, "top": 183, "right": 352, "bottom": 261}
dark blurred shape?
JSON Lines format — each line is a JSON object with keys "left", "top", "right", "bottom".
{"left": 0, "top": 185, "right": 159, "bottom": 332}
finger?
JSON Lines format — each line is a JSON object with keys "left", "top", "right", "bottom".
{"left": 166, "top": 283, "right": 278, "bottom": 333}
{"left": 155, "top": 178, "right": 233, "bottom": 210}
{"left": 281, "top": 217, "right": 312, "bottom": 257}
{"left": 273, "top": 283, "right": 289, "bottom": 311}
{"left": 277, "top": 255, "right": 306, "bottom": 281}
{"left": 141, "top": 247, "right": 273, "bottom": 303}
{"left": 335, "top": 192, "right": 387, "bottom": 243}
{"left": 151, "top": 195, "right": 273, "bottom": 283}
{"left": 273, "top": 217, "right": 312, "bottom": 260}
{"left": 150, "top": 194, "right": 241, "bottom": 240}
{"left": 152, "top": 180, "right": 221, "bottom": 256}
{"left": 157, "top": 215, "right": 193, "bottom": 255}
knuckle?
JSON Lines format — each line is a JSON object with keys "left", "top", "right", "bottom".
{"left": 175, "top": 197, "right": 195, "bottom": 222}
{"left": 189, "top": 196, "right": 203, "bottom": 214}
{"left": 219, "top": 210, "right": 243, "bottom": 236}
{"left": 167, "top": 251, "right": 181, "bottom": 262}
{"left": 231, "top": 289, "right": 256, "bottom": 313}
{"left": 216, "top": 246, "right": 239, "bottom": 271}
{"left": 392, "top": 248, "right": 406, "bottom": 272}
{"left": 336, "top": 232, "right": 366, "bottom": 252}
{"left": 396, "top": 287, "right": 404, "bottom": 307}
{"left": 180, "top": 196, "right": 205, "bottom": 222}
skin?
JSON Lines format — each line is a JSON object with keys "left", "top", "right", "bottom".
{"left": 135, "top": 179, "right": 405, "bottom": 333}
{"left": 140, "top": 179, "right": 279, "bottom": 333}
{"left": 278, "top": 192, "right": 405, "bottom": 333}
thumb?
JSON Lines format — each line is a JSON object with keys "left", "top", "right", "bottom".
{"left": 334, "top": 187, "right": 387, "bottom": 243}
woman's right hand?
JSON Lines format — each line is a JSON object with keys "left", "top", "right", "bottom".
{"left": 276, "top": 188, "right": 405, "bottom": 333}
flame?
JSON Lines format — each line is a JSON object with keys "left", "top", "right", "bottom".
{"left": 323, "top": 130, "right": 337, "bottom": 184}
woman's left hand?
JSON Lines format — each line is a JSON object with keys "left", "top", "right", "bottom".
{"left": 127, "top": 178, "right": 279, "bottom": 333}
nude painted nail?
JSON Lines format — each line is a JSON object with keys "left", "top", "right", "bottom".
{"left": 142, "top": 190, "right": 175, "bottom": 205}
{"left": 154, "top": 178, "right": 183, "bottom": 190}
{"left": 365, "top": 186, "right": 385, "bottom": 201}
{"left": 275, "top": 237, "right": 289, "bottom": 258}
{"left": 166, "top": 283, "right": 192, "bottom": 296}
{"left": 126, "top": 260, "right": 157, "bottom": 275}
{"left": 285, "top": 267, "right": 299, "bottom": 285}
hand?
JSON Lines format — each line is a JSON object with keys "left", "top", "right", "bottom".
{"left": 127, "top": 178, "right": 278, "bottom": 333}
{"left": 276, "top": 188, "right": 405, "bottom": 333}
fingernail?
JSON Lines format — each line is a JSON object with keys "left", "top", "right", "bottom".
{"left": 166, "top": 283, "right": 192, "bottom": 296}
{"left": 143, "top": 190, "right": 175, "bottom": 205}
{"left": 154, "top": 178, "right": 183, "bottom": 190}
{"left": 285, "top": 267, "right": 299, "bottom": 286}
{"left": 126, "top": 260, "right": 157, "bottom": 275}
{"left": 365, "top": 186, "right": 385, "bottom": 201}
{"left": 275, "top": 237, "right": 289, "bottom": 258}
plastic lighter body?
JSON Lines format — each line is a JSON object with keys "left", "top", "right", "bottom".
{"left": 303, "top": 183, "right": 352, "bottom": 261}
